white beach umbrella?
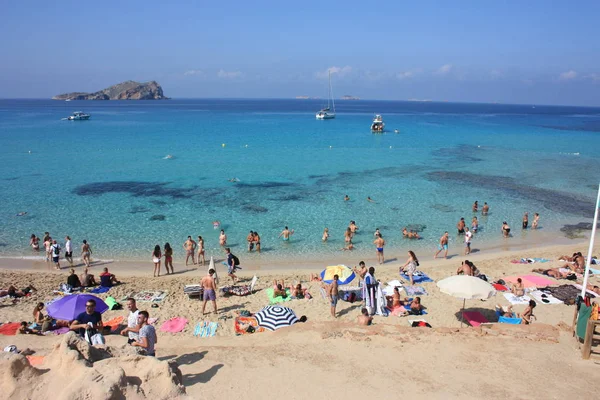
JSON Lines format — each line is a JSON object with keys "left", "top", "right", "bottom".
{"left": 209, "top": 256, "right": 219, "bottom": 284}
{"left": 437, "top": 275, "right": 496, "bottom": 326}
{"left": 255, "top": 306, "right": 298, "bottom": 331}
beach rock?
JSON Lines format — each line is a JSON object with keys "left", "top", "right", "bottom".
{"left": 0, "top": 332, "right": 186, "bottom": 400}
{"left": 52, "top": 81, "right": 169, "bottom": 100}
{"left": 150, "top": 215, "right": 166, "bottom": 221}
{"left": 560, "top": 222, "right": 600, "bottom": 239}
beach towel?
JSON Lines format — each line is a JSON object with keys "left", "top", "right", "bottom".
{"left": 160, "top": 317, "right": 188, "bottom": 333}
{"left": 503, "top": 293, "right": 532, "bottom": 305}
{"left": 104, "top": 296, "right": 119, "bottom": 310}
{"left": 194, "top": 321, "right": 218, "bottom": 337}
{"left": 375, "top": 284, "right": 388, "bottom": 316}
{"left": 529, "top": 290, "right": 563, "bottom": 305}
{"left": 26, "top": 356, "right": 45, "bottom": 367}
{"left": 340, "top": 286, "right": 363, "bottom": 300}
{"left": 537, "top": 285, "right": 580, "bottom": 303}
{"left": 234, "top": 316, "right": 266, "bottom": 335}
{"left": 89, "top": 286, "right": 110, "bottom": 294}
{"left": 403, "top": 304, "right": 428, "bottom": 315}
{"left": 462, "top": 311, "right": 489, "bottom": 327}
{"left": 382, "top": 285, "right": 400, "bottom": 296}
{"left": 401, "top": 271, "right": 433, "bottom": 283}
{"left": 576, "top": 303, "right": 592, "bottom": 340}
{"left": 504, "top": 275, "right": 555, "bottom": 288}
{"left": 364, "top": 283, "right": 377, "bottom": 314}
{"left": 510, "top": 258, "right": 550, "bottom": 264}
{"left": 133, "top": 290, "right": 168, "bottom": 303}
{"left": 265, "top": 287, "right": 291, "bottom": 304}
{"left": 0, "top": 322, "right": 21, "bottom": 336}
{"left": 404, "top": 285, "right": 428, "bottom": 296}
{"left": 103, "top": 316, "right": 124, "bottom": 332}
{"left": 408, "top": 319, "right": 428, "bottom": 326}
{"left": 492, "top": 283, "right": 509, "bottom": 292}
{"left": 221, "top": 276, "right": 257, "bottom": 296}
{"left": 51, "top": 327, "right": 70, "bottom": 335}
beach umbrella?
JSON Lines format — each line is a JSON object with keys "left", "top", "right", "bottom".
{"left": 320, "top": 265, "right": 355, "bottom": 285}
{"left": 46, "top": 294, "right": 109, "bottom": 321}
{"left": 254, "top": 306, "right": 298, "bottom": 331}
{"left": 209, "top": 256, "right": 219, "bottom": 284}
{"left": 436, "top": 275, "right": 496, "bottom": 327}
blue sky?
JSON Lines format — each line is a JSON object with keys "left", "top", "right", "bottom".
{"left": 1, "top": 1, "right": 599, "bottom": 105}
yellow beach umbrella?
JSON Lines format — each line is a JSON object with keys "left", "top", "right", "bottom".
{"left": 320, "top": 265, "right": 355, "bottom": 285}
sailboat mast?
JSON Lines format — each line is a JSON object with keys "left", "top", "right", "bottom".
{"left": 329, "top": 70, "right": 335, "bottom": 112}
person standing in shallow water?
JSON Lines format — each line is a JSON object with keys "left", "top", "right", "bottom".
{"left": 152, "top": 245, "right": 162, "bottom": 277}
{"left": 472, "top": 201, "right": 478, "bottom": 212}
{"left": 64, "top": 236, "right": 73, "bottom": 267}
{"left": 532, "top": 213, "right": 540, "bottom": 229}
{"left": 197, "top": 236, "right": 206, "bottom": 266}
{"left": 164, "top": 243, "right": 174, "bottom": 274}
{"left": 482, "top": 202, "right": 490, "bottom": 216}
{"left": 457, "top": 218, "right": 465, "bottom": 234}
{"left": 434, "top": 231, "right": 449, "bottom": 259}
{"left": 81, "top": 240, "right": 92, "bottom": 268}
{"left": 183, "top": 236, "right": 196, "bottom": 266}
{"left": 522, "top": 212, "right": 529, "bottom": 229}
{"left": 219, "top": 230, "right": 227, "bottom": 246}
{"left": 374, "top": 234, "right": 385, "bottom": 264}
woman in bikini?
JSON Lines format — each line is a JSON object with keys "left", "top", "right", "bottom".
{"left": 219, "top": 230, "right": 227, "bottom": 246}
{"left": 152, "top": 245, "right": 162, "bottom": 277}
{"left": 29, "top": 234, "right": 40, "bottom": 251}
{"left": 197, "top": 236, "right": 205, "bottom": 265}
{"left": 81, "top": 240, "right": 92, "bottom": 268}
{"left": 519, "top": 300, "right": 536, "bottom": 324}
{"left": 253, "top": 231, "right": 261, "bottom": 253}
{"left": 344, "top": 227, "right": 352, "bottom": 244}
{"left": 502, "top": 222, "right": 511, "bottom": 238}
{"left": 322, "top": 228, "right": 329, "bottom": 242}
{"left": 164, "top": 243, "right": 174, "bottom": 274}
{"left": 511, "top": 278, "right": 525, "bottom": 297}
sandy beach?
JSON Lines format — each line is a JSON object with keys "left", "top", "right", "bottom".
{"left": 1, "top": 238, "right": 599, "bottom": 399}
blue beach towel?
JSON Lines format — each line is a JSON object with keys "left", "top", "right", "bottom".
{"left": 403, "top": 304, "right": 428, "bottom": 315}
{"left": 89, "top": 286, "right": 110, "bottom": 294}
{"left": 401, "top": 272, "right": 433, "bottom": 283}
{"left": 194, "top": 321, "right": 218, "bottom": 337}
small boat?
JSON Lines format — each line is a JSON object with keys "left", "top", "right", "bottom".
{"left": 371, "top": 115, "right": 385, "bottom": 133}
{"left": 316, "top": 71, "right": 336, "bottom": 120}
{"left": 67, "top": 111, "right": 90, "bottom": 120}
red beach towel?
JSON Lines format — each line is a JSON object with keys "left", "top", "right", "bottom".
{"left": 104, "top": 316, "right": 124, "bottom": 333}
{"left": 160, "top": 317, "right": 188, "bottom": 333}
{"left": 26, "top": 356, "right": 45, "bottom": 366}
{"left": 493, "top": 284, "right": 509, "bottom": 292}
{"left": 0, "top": 322, "right": 21, "bottom": 336}
{"left": 462, "top": 311, "right": 489, "bottom": 327}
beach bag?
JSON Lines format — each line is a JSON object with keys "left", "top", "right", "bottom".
{"left": 84, "top": 326, "right": 105, "bottom": 345}
{"left": 348, "top": 292, "right": 357, "bottom": 303}
{"left": 60, "top": 283, "right": 73, "bottom": 293}
{"left": 232, "top": 254, "right": 240, "bottom": 266}
{"left": 54, "top": 245, "right": 60, "bottom": 255}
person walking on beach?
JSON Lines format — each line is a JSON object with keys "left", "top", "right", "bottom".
{"left": 164, "top": 243, "right": 174, "bottom": 275}
{"left": 81, "top": 240, "right": 92, "bottom": 268}
{"left": 152, "top": 245, "right": 162, "bottom": 277}
{"left": 183, "top": 236, "right": 196, "bottom": 266}
{"left": 328, "top": 274, "right": 339, "bottom": 318}
{"left": 464, "top": 227, "right": 472, "bottom": 255}
{"left": 457, "top": 218, "right": 466, "bottom": 234}
{"left": 532, "top": 213, "right": 540, "bottom": 229}
{"left": 401, "top": 251, "right": 419, "bottom": 285}
{"left": 502, "top": 221, "right": 511, "bottom": 238}
{"left": 522, "top": 212, "right": 529, "bottom": 229}
{"left": 434, "top": 232, "right": 449, "bottom": 259}
{"left": 51, "top": 240, "right": 61, "bottom": 270}
{"left": 482, "top": 202, "right": 490, "bottom": 215}
{"left": 64, "top": 236, "right": 73, "bottom": 266}
{"left": 374, "top": 234, "right": 385, "bottom": 264}
{"left": 253, "top": 231, "right": 261, "bottom": 253}
{"left": 201, "top": 269, "right": 218, "bottom": 315}
{"left": 279, "top": 226, "right": 294, "bottom": 241}
{"left": 219, "top": 229, "right": 227, "bottom": 246}
{"left": 225, "top": 247, "right": 239, "bottom": 283}
{"left": 197, "top": 236, "right": 206, "bottom": 265}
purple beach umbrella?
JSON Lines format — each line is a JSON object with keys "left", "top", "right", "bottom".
{"left": 46, "top": 294, "right": 109, "bottom": 321}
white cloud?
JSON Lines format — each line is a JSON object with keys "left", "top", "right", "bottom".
{"left": 217, "top": 69, "right": 243, "bottom": 79}
{"left": 316, "top": 66, "right": 352, "bottom": 79}
{"left": 396, "top": 70, "right": 415, "bottom": 80}
{"left": 558, "top": 70, "right": 577, "bottom": 81}
{"left": 184, "top": 70, "right": 204, "bottom": 76}
{"left": 435, "top": 64, "right": 453, "bottom": 75}
{"left": 586, "top": 73, "right": 600, "bottom": 83}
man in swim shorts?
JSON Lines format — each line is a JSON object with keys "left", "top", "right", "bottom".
{"left": 182, "top": 236, "right": 197, "bottom": 266}
{"left": 328, "top": 274, "right": 339, "bottom": 318}
{"left": 279, "top": 226, "right": 293, "bottom": 241}
{"left": 374, "top": 235, "right": 385, "bottom": 264}
{"left": 482, "top": 202, "right": 490, "bottom": 215}
{"left": 51, "top": 240, "right": 61, "bottom": 270}
{"left": 247, "top": 231, "right": 255, "bottom": 252}
{"left": 201, "top": 269, "right": 218, "bottom": 315}
{"left": 522, "top": 212, "right": 529, "bottom": 229}
{"left": 457, "top": 218, "right": 465, "bottom": 234}
{"left": 434, "top": 231, "right": 449, "bottom": 259}
{"left": 464, "top": 227, "right": 472, "bottom": 255}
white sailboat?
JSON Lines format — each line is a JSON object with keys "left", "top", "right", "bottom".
{"left": 316, "top": 71, "right": 336, "bottom": 120}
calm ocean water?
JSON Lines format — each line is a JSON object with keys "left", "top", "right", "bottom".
{"left": 0, "top": 99, "right": 599, "bottom": 262}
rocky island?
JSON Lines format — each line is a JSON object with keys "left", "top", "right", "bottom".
{"left": 52, "top": 80, "right": 169, "bottom": 100}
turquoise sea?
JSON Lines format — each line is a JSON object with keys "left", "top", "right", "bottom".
{"left": 1, "top": 99, "right": 599, "bottom": 262}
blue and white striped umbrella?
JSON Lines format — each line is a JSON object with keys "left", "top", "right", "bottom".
{"left": 255, "top": 305, "right": 298, "bottom": 331}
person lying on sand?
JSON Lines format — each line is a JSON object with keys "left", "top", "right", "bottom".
{"left": 398, "top": 297, "right": 425, "bottom": 316}
{"left": 519, "top": 300, "right": 536, "bottom": 324}
{"left": 1, "top": 284, "right": 37, "bottom": 298}
{"left": 495, "top": 304, "right": 514, "bottom": 318}
{"left": 586, "top": 285, "right": 600, "bottom": 295}
{"left": 531, "top": 267, "right": 575, "bottom": 280}
{"left": 357, "top": 308, "right": 373, "bottom": 326}
{"left": 310, "top": 273, "right": 322, "bottom": 282}
{"left": 290, "top": 283, "right": 311, "bottom": 299}
{"left": 273, "top": 280, "right": 287, "bottom": 298}
{"left": 18, "top": 321, "right": 41, "bottom": 335}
